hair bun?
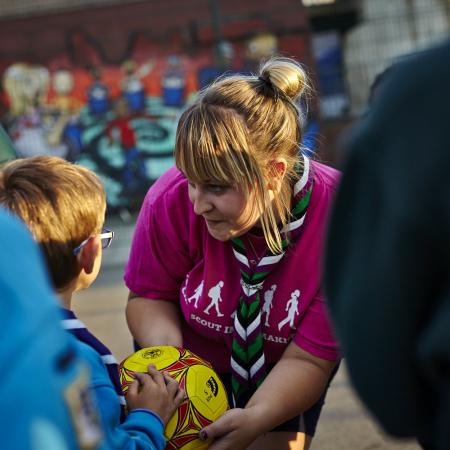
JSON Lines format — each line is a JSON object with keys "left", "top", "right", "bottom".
{"left": 259, "top": 57, "right": 308, "bottom": 100}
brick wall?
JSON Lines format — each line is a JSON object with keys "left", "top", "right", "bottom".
{"left": 0, "top": 0, "right": 311, "bottom": 65}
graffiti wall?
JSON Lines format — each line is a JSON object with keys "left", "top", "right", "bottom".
{"left": 0, "top": 0, "right": 310, "bottom": 213}
{"left": 1, "top": 56, "right": 200, "bottom": 212}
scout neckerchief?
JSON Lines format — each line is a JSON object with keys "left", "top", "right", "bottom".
{"left": 61, "top": 308, "right": 126, "bottom": 421}
{"left": 230, "top": 155, "right": 313, "bottom": 407}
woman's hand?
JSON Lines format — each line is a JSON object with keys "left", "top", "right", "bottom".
{"left": 126, "top": 364, "right": 185, "bottom": 425}
{"left": 199, "top": 407, "right": 262, "bottom": 450}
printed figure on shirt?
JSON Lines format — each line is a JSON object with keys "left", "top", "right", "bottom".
{"left": 204, "top": 281, "right": 225, "bottom": 317}
{"left": 278, "top": 290, "right": 301, "bottom": 331}
{"left": 187, "top": 280, "right": 204, "bottom": 308}
{"left": 263, "top": 284, "right": 277, "bottom": 326}
{"left": 181, "top": 273, "right": 189, "bottom": 303}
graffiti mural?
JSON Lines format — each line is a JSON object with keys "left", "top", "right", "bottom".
{"left": 0, "top": 0, "right": 314, "bottom": 212}
{"left": 0, "top": 30, "right": 283, "bottom": 212}
{"left": 1, "top": 56, "right": 195, "bottom": 212}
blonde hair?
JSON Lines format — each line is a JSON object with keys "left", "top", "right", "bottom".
{"left": 0, "top": 156, "right": 106, "bottom": 290}
{"left": 175, "top": 57, "right": 310, "bottom": 253}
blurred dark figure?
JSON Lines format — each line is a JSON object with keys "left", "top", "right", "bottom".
{"left": 366, "top": 65, "right": 394, "bottom": 108}
{"left": 324, "top": 39, "right": 450, "bottom": 450}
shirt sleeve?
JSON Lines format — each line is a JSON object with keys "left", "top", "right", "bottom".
{"left": 78, "top": 342, "right": 166, "bottom": 450}
{"left": 293, "top": 291, "right": 340, "bottom": 361}
{"left": 124, "top": 182, "right": 196, "bottom": 301}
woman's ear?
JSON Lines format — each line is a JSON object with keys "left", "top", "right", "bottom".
{"left": 266, "top": 158, "right": 287, "bottom": 191}
{"left": 77, "top": 236, "right": 100, "bottom": 275}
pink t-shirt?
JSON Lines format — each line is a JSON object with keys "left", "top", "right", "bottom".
{"left": 125, "top": 161, "right": 340, "bottom": 373}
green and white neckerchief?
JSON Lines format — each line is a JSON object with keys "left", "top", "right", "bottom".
{"left": 230, "top": 155, "right": 313, "bottom": 407}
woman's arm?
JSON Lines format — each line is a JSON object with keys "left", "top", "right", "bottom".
{"left": 201, "top": 342, "right": 337, "bottom": 450}
{"left": 246, "top": 343, "right": 336, "bottom": 431}
{"left": 126, "top": 291, "right": 183, "bottom": 348}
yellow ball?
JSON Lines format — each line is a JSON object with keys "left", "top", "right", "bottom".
{"left": 119, "top": 346, "right": 230, "bottom": 449}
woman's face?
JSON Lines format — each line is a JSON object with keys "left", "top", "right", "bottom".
{"left": 187, "top": 179, "right": 260, "bottom": 241}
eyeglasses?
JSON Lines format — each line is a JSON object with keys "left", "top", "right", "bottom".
{"left": 73, "top": 228, "right": 114, "bottom": 255}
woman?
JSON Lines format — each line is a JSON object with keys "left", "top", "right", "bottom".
{"left": 125, "top": 57, "right": 340, "bottom": 450}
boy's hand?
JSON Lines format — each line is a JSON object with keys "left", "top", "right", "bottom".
{"left": 126, "top": 364, "right": 185, "bottom": 425}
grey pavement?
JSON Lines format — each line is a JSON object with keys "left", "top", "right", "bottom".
{"left": 80, "top": 216, "right": 421, "bottom": 450}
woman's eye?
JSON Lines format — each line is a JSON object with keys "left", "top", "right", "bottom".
{"left": 207, "top": 184, "right": 227, "bottom": 194}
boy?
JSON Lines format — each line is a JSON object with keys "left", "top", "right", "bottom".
{"left": 0, "top": 156, "right": 184, "bottom": 450}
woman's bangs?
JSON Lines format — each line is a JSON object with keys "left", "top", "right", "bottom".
{"left": 176, "top": 107, "right": 251, "bottom": 187}
{"left": 181, "top": 148, "right": 237, "bottom": 186}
